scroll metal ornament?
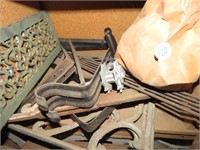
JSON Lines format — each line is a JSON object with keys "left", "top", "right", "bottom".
{"left": 0, "top": 12, "right": 61, "bottom": 130}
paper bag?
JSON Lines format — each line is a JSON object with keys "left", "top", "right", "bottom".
{"left": 115, "top": 0, "right": 200, "bottom": 91}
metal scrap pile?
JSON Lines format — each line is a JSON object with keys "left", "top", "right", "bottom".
{"left": 0, "top": 12, "right": 199, "bottom": 150}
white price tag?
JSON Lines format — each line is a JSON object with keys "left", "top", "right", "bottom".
{"left": 155, "top": 42, "right": 171, "bottom": 60}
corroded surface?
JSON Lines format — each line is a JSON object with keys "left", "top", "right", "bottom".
{"left": 0, "top": 11, "right": 61, "bottom": 130}
{"left": 0, "top": 19, "right": 56, "bottom": 103}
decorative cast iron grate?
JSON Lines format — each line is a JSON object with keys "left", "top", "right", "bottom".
{"left": 0, "top": 12, "right": 61, "bottom": 130}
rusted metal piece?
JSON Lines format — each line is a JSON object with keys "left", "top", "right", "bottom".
{"left": 35, "top": 29, "right": 117, "bottom": 122}
{"left": 124, "top": 103, "right": 144, "bottom": 123}
{"left": 87, "top": 102, "right": 155, "bottom": 150}
{"left": 88, "top": 121, "right": 142, "bottom": 150}
{"left": 70, "top": 106, "right": 115, "bottom": 133}
{"left": 8, "top": 124, "right": 86, "bottom": 150}
{"left": 44, "top": 47, "right": 75, "bottom": 83}
{"left": 36, "top": 56, "right": 104, "bottom": 122}
{"left": 35, "top": 52, "right": 109, "bottom": 106}
{"left": 142, "top": 102, "right": 155, "bottom": 150}
{"left": 0, "top": 11, "right": 62, "bottom": 130}
{"left": 32, "top": 111, "right": 101, "bottom": 136}
{"left": 68, "top": 40, "right": 85, "bottom": 85}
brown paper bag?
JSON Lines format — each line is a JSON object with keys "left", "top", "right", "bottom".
{"left": 115, "top": 0, "right": 200, "bottom": 91}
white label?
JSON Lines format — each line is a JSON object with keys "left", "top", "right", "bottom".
{"left": 155, "top": 42, "right": 171, "bottom": 60}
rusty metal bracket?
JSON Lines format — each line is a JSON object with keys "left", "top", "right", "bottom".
{"left": 36, "top": 49, "right": 111, "bottom": 122}
{"left": 35, "top": 28, "right": 116, "bottom": 122}
{"left": 88, "top": 121, "right": 142, "bottom": 149}
{"left": 0, "top": 11, "right": 61, "bottom": 130}
{"left": 70, "top": 106, "right": 115, "bottom": 133}
{"left": 87, "top": 102, "right": 155, "bottom": 150}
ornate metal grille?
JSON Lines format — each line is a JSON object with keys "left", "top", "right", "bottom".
{"left": 0, "top": 12, "right": 61, "bottom": 130}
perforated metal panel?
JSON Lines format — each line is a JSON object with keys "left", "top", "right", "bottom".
{"left": 0, "top": 11, "right": 61, "bottom": 130}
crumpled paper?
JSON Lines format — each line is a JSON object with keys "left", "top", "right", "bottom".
{"left": 115, "top": 0, "right": 200, "bottom": 91}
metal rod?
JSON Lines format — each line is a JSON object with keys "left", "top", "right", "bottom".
{"left": 164, "top": 93, "right": 199, "bottom": 111}
{"left": 104, "top": 28, "right": 117, "bottom": 57}
{"left": 8, "top": 124, "right": 85, "bottom": 150}
{"left": 124, "top": 80, "right": 199, "bottom": 117}
{"left": 173, "top": 92, "right": 199, "bottom": 103}
{"left": 124, "top": 76, "right": 199, "bottom": 111}
{"left": 59, "top": 38, "right": 107, "bottom": 50}
{"left": 69, "top": 39, "right": 85, "bottom": 85}
{"left": 156, "top": 103, "right": 199, "bottom": 123}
